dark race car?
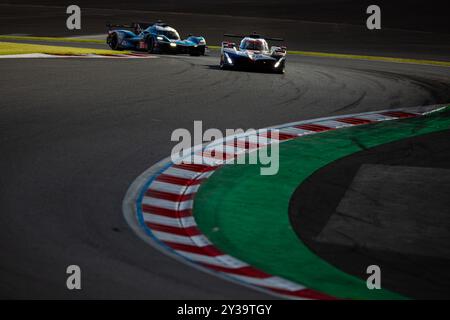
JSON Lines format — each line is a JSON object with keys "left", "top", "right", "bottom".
{"left": 106, "top": 21, "right": 207, "bottom": 56}
{"left": 219, "top": 33, "right": 286, "bottom": 73}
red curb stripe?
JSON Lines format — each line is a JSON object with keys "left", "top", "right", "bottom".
{"left": 336, "top": 117, "right": 374, "bottom": 125}
{"left": 172, "top": 163, "right": 218, "bottom": 172}
{"left": 259, "top": 131, "right": 296, "bottom": 141}
{"left": 145, "top": 189, "right": 195, "bottom": 202}
{"left": 295, "top": 123, "right": 332, "bottom": 132}
{"left": 201, "top": 263, "right": 271, "bottom": 278}
{"left": 200, "top": 150, "right": 236, "bottom": 160}
{"left": 142, "top": 204, "right": 192, "bottom": 218}
{"left": 146, "top": 222, "right": 201, "bottom": 237}
{"left": 164, "top": 241, "right": 223, "bottom": 256}
{"left": 381, "top": 111, "right": 417, "bottom": 118}
{"left": 226, "top": 140, "right": 264, "bottom": 150}
{"left": 156, "top": 174, "right": 204, "bottom": 186}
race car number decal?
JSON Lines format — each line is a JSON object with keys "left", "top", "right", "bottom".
{"left": 139, "top": 41, "right": 147, "bottom": 49}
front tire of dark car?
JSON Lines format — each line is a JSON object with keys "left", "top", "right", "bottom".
{"left": 274, "top": 61, "right": 286, "bottom": 74}
{"left": 219, "top": 55, "right": 227, "bottom": 69}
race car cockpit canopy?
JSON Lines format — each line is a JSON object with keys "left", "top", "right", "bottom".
{"left": 239, "top": 38, "right": 269, "bottom": 51}
{"left": 150, "top": 25, "right": 181, "bottom": 40}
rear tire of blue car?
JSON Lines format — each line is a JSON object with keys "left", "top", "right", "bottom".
{"left": 147, "top": 37, "right": 155, "bottom": 54}
{"left": 107, "top": 33, "right": 121, "bottom": 51}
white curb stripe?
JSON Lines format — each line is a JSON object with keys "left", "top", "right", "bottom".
{"left": 313, "top": 119, "right": 353, "bottom": 128}
{"left": 230, "top": 275, "right": 306, "bottom": 291}
{"left": 162, "top": 167, "right": 204, "bottom": 179}
{"left": 186, "top": 154, "right": 224, "bottom": 166}
{"left": 148, "top": 180, "right": 200, "bottom": 195}
{"left": 143, "top": 212, "right": 197, "bottom": 228}
{"left": 246, "top": 134, "right": 266, "bottom": 144}
{"left": 142, "top": 197, "right": 193, "bottom": 211}
{"left": 356, "top": 113, "right": 396, "bottom": 121}
{"left": 203, "top": 144, "right": 245, "bottom": 154}
{"left": 152, "top": 231, "right": 212, "bottom": 247}
{"left": 279, "top": 127, "right": 316, "bottom": 136}
{"left": 176, "top": 251, "right": 248, "bottom": 268}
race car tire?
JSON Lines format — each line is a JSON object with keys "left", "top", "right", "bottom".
{"left": 147, "top": 37, "right": 155, "bottom": 54}
{"left": 187, "top": 45, "right": 204, "bottom": 56}
{"left": 219, "top": 55, "right": 227, "bottom": 69}
{"left": 189, "top": 49, "right": 200, "bottom": 56}
{"left": 107, "top": 33, "right": 121, "bottom": 51}
{"left": 274, "top": 61, "right": 286, "bottom": 74}
{"left": 198, "top": 46, "right": 206, "bottom": 56}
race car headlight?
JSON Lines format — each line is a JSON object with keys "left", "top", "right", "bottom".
{"left": 170, "top": 42, "right": 177, "bottom": 48}
{"left": 199, "top": 39, "right": 206, "bottom": 44}
{"left": 156, "top": 36, "right": 164, "bottom": 41}
{"left": 225, "top": 53, "right": 233, "bottom": 65}
{"left": 274, "top": 58, "right": 284, "bottom": 68}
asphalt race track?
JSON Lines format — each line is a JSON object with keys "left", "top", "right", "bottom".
{"left": 1, "top": 3, "right": 450, "bottom": 299}
{"left": 1, "top": 50, "right": 449, "bottom": 298}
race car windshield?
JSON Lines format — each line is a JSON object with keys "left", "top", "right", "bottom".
{"left": 157, "top": 30, "right": 180, "bottom": 40}
{"left": 240, "top": 40, "right": 268, "bottom": 51}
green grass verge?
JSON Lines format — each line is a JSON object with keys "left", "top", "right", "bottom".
{"left": 0, "top": 35, "right": 104, "bottom": 44}
{"left": 0, "top": 41, "right": 128, "bottom": 56}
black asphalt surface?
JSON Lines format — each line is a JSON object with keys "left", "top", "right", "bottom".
{"left": 1, "top": 3, "right": 450, "bottom": 299}
{"left": 1, "top": 51, "right": 449, "bottom": 299}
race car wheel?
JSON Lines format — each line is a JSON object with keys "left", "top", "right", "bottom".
{"left": 198, "top": 46, "right": 206, "bottom": 56}
{"left": 275, "top": 67, "right": 285, "bottom": 74}
{"left": 147, "top": 37, "right": 155, "bottom": 54}
{"left": 107, "top": 33, "right": 120, "bottom": 50}
{"left": 219, "top": 55, "right": 226, "bottom": 69}
{"left": 189, "top": 48, "right": 200, "bottom": 56}
{"left": 274, "top": 61, "right": 286, "bottom": 74}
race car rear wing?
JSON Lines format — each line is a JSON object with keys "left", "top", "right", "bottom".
{"left": 224, "top": 33, "right": 284, "bottom": 42}
{"left": 221, "top": 41, "right": 237, "bottom": 49}
{"left": 106, "top": 21, "right": 165, "bottom": 33}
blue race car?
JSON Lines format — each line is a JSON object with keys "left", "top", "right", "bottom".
{"left": 220, "top": 33, "right": 286, "bottom": 73}
{"left": 106, "top": 21, "right": 207, "bottom": 56}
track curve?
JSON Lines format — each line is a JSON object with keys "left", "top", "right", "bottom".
{"left": 0, "top": 50, "right": 449, "bottom": 298}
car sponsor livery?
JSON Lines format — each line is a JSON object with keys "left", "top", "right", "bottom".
{"left": 220, "top": 33, "right": 286, "bottom": 73}
{"left": 106, "top": 21, "right": 207, "bottom": 56}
